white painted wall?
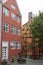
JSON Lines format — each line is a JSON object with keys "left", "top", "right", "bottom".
{"left": 0, "top": 2, "right": 2, "bottom": 62}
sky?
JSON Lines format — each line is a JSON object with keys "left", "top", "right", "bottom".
{"left": 16, "top": 0, "right": 43, "bottom": 25}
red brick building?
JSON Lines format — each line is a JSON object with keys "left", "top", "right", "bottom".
{"left": 0, "top": 0, "right": 22, "bottom": 64}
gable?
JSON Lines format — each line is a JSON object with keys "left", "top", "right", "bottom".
{"left": 1, "top": 0, "right": 21, "bottom": 17}
{"left": 15, "top": 0, "right": 21, "bottom": 17}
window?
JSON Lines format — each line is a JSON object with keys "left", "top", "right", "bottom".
{"left": 3, "top": 7, "right": 9, "bottom": 16}
{"left": 11, "top": 13, "right": 16, "bottom": 20}
{"left": 11, "top": 26, "right": 16, "bottom": 34}
{"left": 10, "top": 41, "right": 16, "bottom": 49}
{"left": 2, "top": 0, "right": 8, "bottom": 3}
{"left": 17, "top": 16, "right": 20, "bottom": 23}
{"left": 17, "top": 41, "right": 21, "bottom": 49}
{"left": 3, "top": 23, "right": 9, "bottom": 32}
{"left": 11, "top": 4, "right": 16, "bottom": 9}
{"left": 2, "top": 41, "right": 8, "bottom": 60}
{"left": 17, "top": 28, "right": 20, "bottom": 35}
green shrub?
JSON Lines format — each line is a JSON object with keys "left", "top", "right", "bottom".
{"left": 10, "top": 56, "right": 16, "bottom": 63}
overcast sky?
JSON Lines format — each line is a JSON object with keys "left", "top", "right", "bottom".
{"left": 16, "top": 0, "right": 43, "bottom": 25}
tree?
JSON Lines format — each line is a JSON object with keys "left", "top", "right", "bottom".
{"left": 29, "top": 12, "right": 43, "bottom": 57}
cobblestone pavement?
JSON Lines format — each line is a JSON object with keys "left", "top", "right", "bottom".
{"left": 11, "top": 57, "right": 43, "bottom": 65}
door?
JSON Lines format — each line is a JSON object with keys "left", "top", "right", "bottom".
{"left": 2, "top": 41, "right": 8, "bottom": 60}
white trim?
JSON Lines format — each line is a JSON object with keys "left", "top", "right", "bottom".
{"left": 0, "top": 2, "right": 2, "bottom": 44}
{"left": 2, "top": 41, "right": 8, "bottom": 60}
{"left": 3, "top": 7, "right": 9, "bottom": 16}
{"left": 0, "top": 2, "right": 2, "bottom": 59}
{"left": 3, "top": 22, "right": 9, "bottom": 32}
{"left": 10, "top": 41, "right": 16, "bottom": 49}
{"left": 11, "top": 4, "right": 16, "bottom": 9}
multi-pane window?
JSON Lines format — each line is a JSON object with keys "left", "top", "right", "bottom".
{"left": 17, "top": 41, "right": 21, "bottom": 49}
{"left": 17, "top": 28, "right": 20, "bottom": 35}
{"left": 2, "top": 0, "right": 8, "bottom": 3}
{"left": 11, "top": 13, "right": 16, "bottom": 20}
{"left": 11, "top": 26, "right": 16, "bottom": 34}
{"left": 3, "top": 7, "right": 9, "bottom": 16}
{"left": 11, "top": 4, "right": 16, "bottom": 9}
{"left": 17, "top": 16, "right": 20, "bottom": 23}
{"left": 3, "top": 23, "right": 9, "bottom": 32}
{"left": 10, "top": 41, "right": 16, "bottom": 49}
{"left": 2, "top": 41, "right": 8, "bottom": 60}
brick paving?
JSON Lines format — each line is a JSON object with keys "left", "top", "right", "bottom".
{"left": 11, "top": 57, "right": 43, "bottom": 65}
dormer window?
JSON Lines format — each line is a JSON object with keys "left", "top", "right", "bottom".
{"left": 11, "top": 4, "right": 16, "bottom": 10}
{"left": 2, "top": 0, "right": 8, "bottom": 3}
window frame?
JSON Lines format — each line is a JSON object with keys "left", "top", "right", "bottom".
{"left": 17, "top": 41, "right": 21, "bottom": 49}
{"left": 17, "top": 28, "right": 20, "bottom": 35}
{"left": 10, "top": 41, "right": 16, "bottom": 49}
{"left": 17, "top": 16, "right": 21, "bottom": 23}
{"left": 3, "top": 22, "right": 9, "bottom": 32}
{"left": 11, "top": 4, "right": 16, "bottom": 10}
{"left": 11, "top": 25, "right": 16, "bottom": 34}
{"left": 3, "top": 6, "right": 9, "bottom": 16}
{"left": 11, "top": 13, "right": 16, "bottom": 20}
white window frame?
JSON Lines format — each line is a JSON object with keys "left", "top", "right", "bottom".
{"left": 3, "top": 22, "right": 9, "bottom": 32}
{"left": 2, "top": 41, "right": 8, "bottom": 60}
{"left": 11, "top": 13, "right": 16, "bottom": 20}
{"left": 3, "top": 7, "right": 9, "bottom": 16}
{"left": 11, "top": 26, "right": 16, "bottom": 34}
{"left": 17, "top": 28, "right": 20, "bottom": 35}
{"left": 11, "top": 4, "right": 16, "bottom": 9}
{"left": 10, "top": 41, "right": 16, "bottom": 49}
{"left": 17, "top": 41, "right": 21, "bottom": 49}
{"left": 17, "top": 16, "right": 20, "bottom": 23}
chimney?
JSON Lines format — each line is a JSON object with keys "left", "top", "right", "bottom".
{"left": 28, "top": 12, "right": 32, "bottom": 20}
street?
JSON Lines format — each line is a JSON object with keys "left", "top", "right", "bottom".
{"left": 11, "top": 57, "right": 43, "bottom": 65}
{"left": 26, "top": 57, "right": 43, "bottom": 65}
